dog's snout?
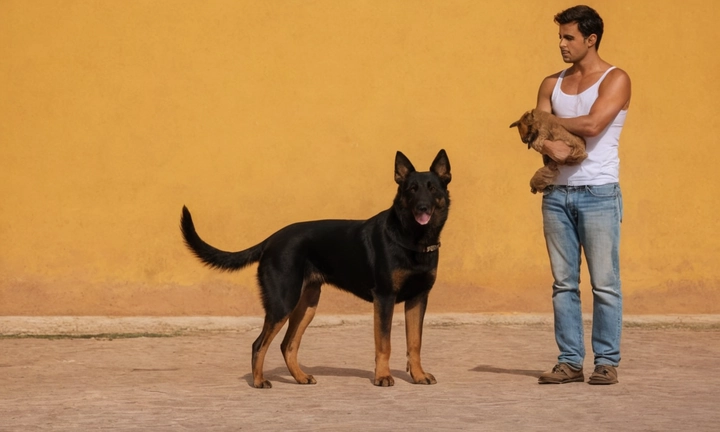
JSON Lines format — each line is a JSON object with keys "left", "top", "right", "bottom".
{"left": 412, "top": 202, "right": 434, "bottom": 226}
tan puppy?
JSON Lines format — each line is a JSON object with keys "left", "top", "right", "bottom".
{"left": 510, "top": 109, "right": 587, "bottom": 193}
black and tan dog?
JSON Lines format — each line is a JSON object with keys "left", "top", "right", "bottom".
{"left": 180, "top": 149, "right": 451, "bottom": 388}
{"left": 510, "top": 109, "right": 587, "bottom": 193}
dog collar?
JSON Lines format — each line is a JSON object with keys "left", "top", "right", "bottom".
{"left": 386, "top": 228, "right": 441, "bottom": 253}
{"left": 396, "top": 240, "right": 441, "bottom": 253}
{"left": 420, "top": 243, "right": 441, "bottom": 253}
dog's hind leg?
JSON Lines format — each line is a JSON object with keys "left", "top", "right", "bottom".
{"left": 251, "top": 259, "right": 307, "bottom": 388}
{"left": 251, "top": 315, "right": 289, "bottom": 388}
{"left": 280, "top": 281, "right": 321, "bottom": 385}
{"left": 404, "top": 291, "right": 436, "bottom": 384}
{"left": 530, "top": 161, "right": 559, "bottom": 194}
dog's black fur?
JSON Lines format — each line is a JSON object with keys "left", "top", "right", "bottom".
{"left": 180, "top": 149, "right": 451, "bottom": 388}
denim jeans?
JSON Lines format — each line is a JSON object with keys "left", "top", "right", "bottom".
{"left": 542, "top": 183, "right": 623, "bottom": 368}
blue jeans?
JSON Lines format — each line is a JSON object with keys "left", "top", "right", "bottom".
{"left": 542, "top": 183, "right": 623, "bottom": 368}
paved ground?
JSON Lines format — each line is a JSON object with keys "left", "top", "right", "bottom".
{"left": 1, "top": 314, "right": 720, "bottom": 431}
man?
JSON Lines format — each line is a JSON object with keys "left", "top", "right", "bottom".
{"left": 534, "top": 5, "right": 631, "bottom": 385}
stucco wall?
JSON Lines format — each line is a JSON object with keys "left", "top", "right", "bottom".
{"left": 2, "top": 0, "right": 719, "bottom": 315}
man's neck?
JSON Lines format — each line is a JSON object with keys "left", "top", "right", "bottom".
{"left": 569, "top": 51, "right": 607, "bottom": 75}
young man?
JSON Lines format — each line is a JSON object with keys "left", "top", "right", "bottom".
{"left": 534, "top": 5, "right": 631, "bottom": 385}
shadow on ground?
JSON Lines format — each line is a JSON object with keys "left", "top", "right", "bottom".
{"left": 242, "top": 365, "right": 416, "bottom": 387}
{"left": 471, "top": 364, "right": 543, "bottom": 378}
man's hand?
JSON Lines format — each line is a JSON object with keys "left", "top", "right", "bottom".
{"left": 541, "top": 140, "right": 572, "bottom": 163}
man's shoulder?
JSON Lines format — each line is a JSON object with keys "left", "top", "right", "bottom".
{"left": 539, "top": 70, "right": 565, "bottom": 90}
{"left": 542, "top": 70, "right": 566, "bottom": 83}
{"left": 608, "top": 65, "right": 629, "bottom": 76}
{"left": 603, "top": 66, "right": 632, "bottom": 88}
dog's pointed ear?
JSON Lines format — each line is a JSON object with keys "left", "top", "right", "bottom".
{"left": 430, "top": 149, "right": 451, "bottom": 186}
{"left": 509, "top": 120, "right": 520, "bottom": 128}
{"left": 395, "top": 151, "right": 416, "bottom": 184}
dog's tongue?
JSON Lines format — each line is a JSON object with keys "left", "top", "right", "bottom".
{"left": 415, "top": 213, "right": 431, "bottom": 225}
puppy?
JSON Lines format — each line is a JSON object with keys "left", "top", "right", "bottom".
{"left": 509, "top": 109, "right": 587, "bottom": 193}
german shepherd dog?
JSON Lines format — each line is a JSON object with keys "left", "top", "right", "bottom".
{"left": 180, "top": 149, "right": 451, "bottom": 388}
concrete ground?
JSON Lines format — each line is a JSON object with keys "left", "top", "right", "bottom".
{"left": 1, "top": 314, "right": 720, "bottom": 431}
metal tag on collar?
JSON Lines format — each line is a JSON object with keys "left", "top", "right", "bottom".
{"left": 422, "top": 243, "right": 441, "bottom": 253}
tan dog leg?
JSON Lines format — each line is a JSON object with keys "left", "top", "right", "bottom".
{"left": 405, "top": 291, "right": 436, "bottom": 384}
{"left": 280, "top": 283, "right": 321, "bottom": 385}
{"left": 373, "top": 296, "right": 395, "bottom": 386}
{"left": 251, "top": 316, "right": 289, "bottom": 388}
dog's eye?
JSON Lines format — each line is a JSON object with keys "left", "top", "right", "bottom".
{"left": 427, "top": 182, "right": 435, "bottom": 191}
{"left": 408, "top": 183, "right": 418, "bottom": 192}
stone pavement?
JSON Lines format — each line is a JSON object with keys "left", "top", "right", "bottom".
{"left": 1, "top": 314, "right": 719, "bottom": 431}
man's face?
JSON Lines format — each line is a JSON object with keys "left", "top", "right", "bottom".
{"left": 558, "top": 22, "right": 591, "bottom": 63}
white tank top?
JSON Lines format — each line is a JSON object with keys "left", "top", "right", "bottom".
{"left": 551, "top": 66, "right": 627, "bottom": 185}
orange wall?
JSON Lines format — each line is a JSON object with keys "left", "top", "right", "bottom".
{"left": 2, "top": 0, "right": 719, "bottom": 315}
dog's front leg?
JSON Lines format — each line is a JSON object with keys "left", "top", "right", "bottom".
{"left": 373, "top": 295, "right": 395, "bottom": 386}
{"left": 529, "top": 129, "right": 551, "bottom": 154}
{"left": 404, "top": 291, "right": 436, "bottom": 384}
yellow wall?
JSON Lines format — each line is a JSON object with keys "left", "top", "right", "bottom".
{"left": 2, "top": 0, "right": 719, "bottom": 316}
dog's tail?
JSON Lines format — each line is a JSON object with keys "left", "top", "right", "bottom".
{"left": 180, "top": 206, "right": 262, "bottom": 271}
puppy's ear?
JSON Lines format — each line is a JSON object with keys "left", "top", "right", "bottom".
{"left": 395, "top": 151, "right": 416, "bottom": 184}
{"left": 430, "top": 149, "right": 452, "bottom": 186}
{"left": 509, "top": 120, "right": 520, "bottom": 128}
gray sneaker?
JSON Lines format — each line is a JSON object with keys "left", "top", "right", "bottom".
{"left": 588, "top": 365, "right": 618, "bottom": 385}
{"left": 538, "top": 363, "right": 584, "bottom": 384}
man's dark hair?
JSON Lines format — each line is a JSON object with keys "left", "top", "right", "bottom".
{"left": 554, "top": 5, "right": 604, "bottom": 51}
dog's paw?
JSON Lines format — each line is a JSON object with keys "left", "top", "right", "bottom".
{"left": 253, "top": 379, "right": 273, "bottom": 389}
{"left": 411, "top": 371, "right": 437, "bottom": 385}
{"left": 373, "top": 375, "right": 395, "bottom": 387}
{"left": 297, "top": 374, "right": 317, "bottom": 385}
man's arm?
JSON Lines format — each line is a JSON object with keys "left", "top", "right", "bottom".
{"left": 536, "top": 75, "right": 556, "bottom": 114}
{"left": 535, "top": 74, "right": 574, "bottom": 162}
{"left": 535, "top": 69, "right": 632, "bottom": 163}
{"left": 554, "top": 69, "right": 631, "bottom": 137}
